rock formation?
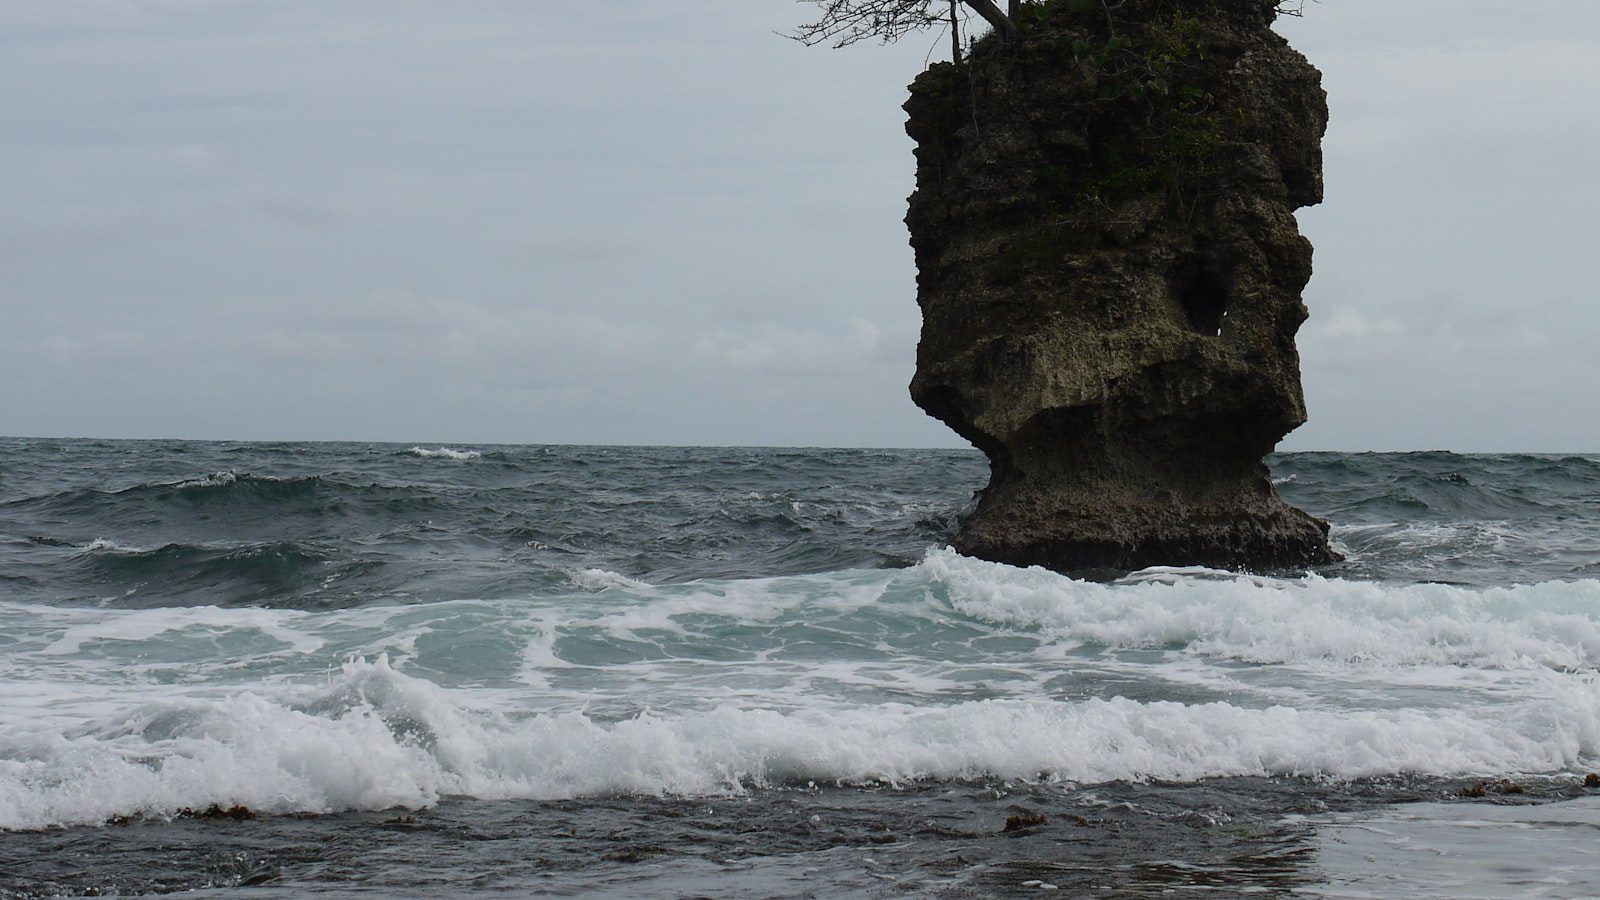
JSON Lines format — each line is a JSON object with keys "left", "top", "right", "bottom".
{"left": 905, "top": 0, "right": 1337, "bottom": 571}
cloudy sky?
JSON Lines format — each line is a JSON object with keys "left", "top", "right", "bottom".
{"left": 2, "top": 1, "right": 1595, "bottom": 450}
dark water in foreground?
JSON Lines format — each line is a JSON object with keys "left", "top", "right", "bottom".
{"left": 4, "top": 439, "right": 1600, "bottom": 897}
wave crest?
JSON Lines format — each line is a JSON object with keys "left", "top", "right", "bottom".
{"left": 408, "top": 447, "right": 481, "bottom": 460}
{"left": 3, "top": 654, "right": 1597, "bottom": 830}
{"left": 920, "top": 548, "right": 1600, "bottom": 671}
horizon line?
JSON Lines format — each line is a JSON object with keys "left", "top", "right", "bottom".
{"left": 1, "top": 435, "right": 1595, "bottom": 456}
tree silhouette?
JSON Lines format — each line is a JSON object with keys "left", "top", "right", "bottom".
{"left": 791, "top": 0, "right": 1019, "bottom": 50}
{"left": 792, "top": 1, "right": 1309, "bottom": 53}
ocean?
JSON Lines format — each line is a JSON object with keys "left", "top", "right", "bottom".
{"left": 4, "top": 438, "right": 1600, "bottom": 897}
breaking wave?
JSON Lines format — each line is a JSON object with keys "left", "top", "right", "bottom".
{"left": 3, "top": 653, "right": 1597, "bottom": 830}
{"left": 7, "top": 550, "right": 1600, "bottom": 829}
{"left": 407, "top": 447, "right": 482, "bottom": 460}
{"left": 927, "top": 550, "right": 1600, "bottom": 671}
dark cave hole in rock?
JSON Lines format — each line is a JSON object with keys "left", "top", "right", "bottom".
{"left": 1170, "top": 254, "right": 1230, "bottom": 336}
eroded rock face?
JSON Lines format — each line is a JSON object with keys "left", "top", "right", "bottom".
{"left": 906, "top": 0, "right": 1337, "bottom": 571}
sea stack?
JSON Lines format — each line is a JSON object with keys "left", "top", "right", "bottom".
{"left": 905, "top": 0, "right": 1337, "bottom": 571}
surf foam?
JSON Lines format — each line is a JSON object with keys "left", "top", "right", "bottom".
{"left": 922, "top": 548, "right": 1600, "bottom": 671}
{"left": 408, "top": 447, "right": 481, "bottom": 460}
{"left": 4, "top": 655, "right": 1600, "bottom": 830}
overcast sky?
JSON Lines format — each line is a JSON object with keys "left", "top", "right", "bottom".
{"left": 2, "top": 1, "right": 1595, "bottom": 450}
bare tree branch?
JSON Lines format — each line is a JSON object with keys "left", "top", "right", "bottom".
{"left": 790, "top": 0, "right": 1016, "bottom": 49}
{"left": 791, "top": 1, "right": 1311, "bottom": 52}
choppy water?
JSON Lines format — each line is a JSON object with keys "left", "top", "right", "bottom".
{"left": 4, "top": 439, "right": 1600, "bottom": 897}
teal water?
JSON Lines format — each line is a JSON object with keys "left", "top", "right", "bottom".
{"left": 4, "top": 440, "right": 1600, "bottom": 896}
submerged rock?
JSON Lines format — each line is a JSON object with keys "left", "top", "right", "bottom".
{"left": 1003, "top": 811, "right": 1049, "bottom": 832}
{"left": 1462, "top": 780, "right": 1525, "bottom": 798}
{"left": 176, "top": 803, "right": 258, "bottom": 821}
{"left": 905, "top": 0, "right": 1338, "bottom": 571}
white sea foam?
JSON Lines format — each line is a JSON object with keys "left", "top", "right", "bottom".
{"left": 175, "top": 471, "right": 238, "bottom": 488}
{"left": 3, "top": 655, "right": 1599, "bottom": 830}
{"left": 516, "top": 613, "right": 575, "bottom": 688}
{"left": 568, "top": 568, "right": 654, "bottom": 593}
{"left": 41, "top": 605, "right": 325, "bottom": 657}
{"left": 580, "top": 571, "right": 893, "bottom": 640}
{"left": 920, "top": 548, "right": 1600, "bottom": 671}
{"left": 82, "top": 538, "right": 148, "bottom": 554}
{"left": 408, "top": 446, "right": 481, "bottom": 460}
{"left": 11, "top": 557, "right": 1600, "bottom": 830}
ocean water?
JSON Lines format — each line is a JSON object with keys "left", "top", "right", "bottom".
{"left": 4, "top": 440, "right": 1600, "bottom": 897}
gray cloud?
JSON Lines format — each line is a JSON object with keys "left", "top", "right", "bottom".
{"left": 2, "top": 1, "right": 1596, "bottom": 449}
{"left": 1277, "top": 1, "right": 1600, "bottom": 451}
